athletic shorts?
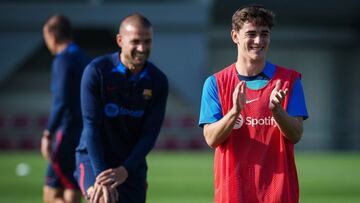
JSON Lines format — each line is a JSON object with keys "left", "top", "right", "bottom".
{"left": 74, "top": 151, "right": 147, "bottom": 203}
{"left": 45, "top": 130, "right": 80, "bottom": 190}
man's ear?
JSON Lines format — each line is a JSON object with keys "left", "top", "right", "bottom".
{"left": 46, "top": 31, "right": 56, "bottom": 44}
{"left": 116, "top": 34, "right": 122, "bottom": 47}
{"left": 231, "top": 30, "right": 238, "bottom": 44}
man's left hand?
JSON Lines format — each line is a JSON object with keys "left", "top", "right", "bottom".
{"left": 269, "top": 80, "right": 288, "bottom": 111}
{"left": 96, "top": 166, "right": 128, "bottom": 187}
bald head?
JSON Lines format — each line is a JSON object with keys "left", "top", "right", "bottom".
{"left": 119, "top": 14, "right": 152, "bottom": 34}
{"left": 116, "top": 14, "right": 153, "bottom": 73}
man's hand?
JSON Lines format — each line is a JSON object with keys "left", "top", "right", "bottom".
{"left": 231, "top": 81, "right": 246, "bottom": 114}
{"left": 203, "top": 81, "right": 247, "bottom": 148}
{"left": 90, "top": 183, "right": 117, "bottom": 203}
{"left": 269, "top": 80, "right": 288, "bottom": 111}
{"left": 40, "top": 129, "right": 52, "bottom": 160}
{"left": 96, "top": 166, "right": 128, "bottom": 188}
{"left": 91, "top": 166, "right": 128, "bottom": 202}
{"left": 90, "top": 182, "right": 102, "bottom": 203}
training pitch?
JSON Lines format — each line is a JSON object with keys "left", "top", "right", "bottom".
{"left": 0, "top": 151, "right": 359, "bottom": 203}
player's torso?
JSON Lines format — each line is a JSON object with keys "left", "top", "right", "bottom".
{"left": 52, "top": 48, "right": 89, "bottom": 133}
{"left": 100, "top": 66, "right": 154, "bottom": 140}
{"left": 215, "top": 64, "right": 284, "bottom": 175}
{"left": 213, "top": 64, "right": 299, "bottom": 203}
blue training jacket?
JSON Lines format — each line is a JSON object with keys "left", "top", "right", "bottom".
{"left": 77, "top": 52, "right": 168, "bottom": 179}
{"left": 47, "top": 43, "right": 91, "bottom": 141}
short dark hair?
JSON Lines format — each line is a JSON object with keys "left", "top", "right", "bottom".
{"left": 232, "top": 5, "right": 275, "bottom": 31}
{"left": 45, "top": 14, "right": 73, "bottom": 43}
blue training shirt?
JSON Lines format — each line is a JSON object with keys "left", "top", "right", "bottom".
{"left": 199, "top": 62, "right": 308, "bottom": 127}
{"left": 47, "top": 43, "right": 91, "bottom": 138}
{"left": 77, "top": 52, "right": 168, "bottom": 178}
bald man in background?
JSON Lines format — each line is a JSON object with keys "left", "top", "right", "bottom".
{"left": 74, "top": 14, "right": 168, "bottom": 203}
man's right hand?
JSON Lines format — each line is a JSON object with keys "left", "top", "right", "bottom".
{"left": 231, "top": 81, "right": 246, "bottom": 114}
{"left": 90, "top": 183, "right": 118, "bottom": 203}
{"left": 91, "top": 166, "right": 128, "bottom": 202}
{"left": 40, "top": 129, "right": 52, "bottom": 160}
{"left": 203, "top": 81, "right": 247, "bottom": 148}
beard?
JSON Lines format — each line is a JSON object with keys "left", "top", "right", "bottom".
{"left": 132, "top": 50, "right": 149, "bottom": 65}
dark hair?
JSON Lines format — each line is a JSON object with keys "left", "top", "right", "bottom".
{"left": 45, "top": 14, "right": 73, "bottom": 43}
{"left": 232, "top": 5, "right": 275, "bottom": 31}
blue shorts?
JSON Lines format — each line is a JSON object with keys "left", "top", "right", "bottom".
{"left": 45, "top": 131, "right": 80, "bottom": 190}
{"left": 74, "top": 151, "right": 147, "bottom": 203}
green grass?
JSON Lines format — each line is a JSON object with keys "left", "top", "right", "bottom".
{"left": 296, "top": 152, "right": 360, "bottom": 203}
{"left": 0, "top": 151, "right": 359, "bottom": 203}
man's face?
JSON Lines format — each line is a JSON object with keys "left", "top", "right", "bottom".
{"left": 232, "top": 21, "right": 271, "bottom": 61}
{"left": 117, "top": 24, "right": 153, "bottom": 69}
{"left": 43, "top": 26, "right": 56, "bottom": 54}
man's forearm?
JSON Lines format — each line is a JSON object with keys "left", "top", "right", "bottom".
{"left": 203, "top": 108, "right": 239, "bottom": 148}
{"left": 85, "top": 126, "right": 108, "bottom": 176}
{"left": 272, "top": 107, "right": 303, "bottom": 144}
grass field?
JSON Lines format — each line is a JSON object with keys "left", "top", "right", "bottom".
{"left": 0, "top": 151, "right": 360, "bottom": 203}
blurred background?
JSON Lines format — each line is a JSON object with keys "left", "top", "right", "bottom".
{"left": 1, "top": 0, "right": 360, "bottom": 151}
{"left": 0, "top": 0, "right": 360, "bottom": 202}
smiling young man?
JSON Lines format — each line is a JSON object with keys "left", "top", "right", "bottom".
{"left": 199, "top": 5, "right": 308, "bottom": 203}
{"left": 74, "top": 14, "right": 168, "bottom": 203}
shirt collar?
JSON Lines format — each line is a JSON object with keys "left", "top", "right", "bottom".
{"left": 236, "top": 61, "right": 275, "bottom": 81}
{"left": 56, "top": 42, "right": 78, "bottom": 56}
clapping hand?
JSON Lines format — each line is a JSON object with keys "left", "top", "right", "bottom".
{"left": 232, "top": 81, "right": 246, "bottom": 114}
{"left": 269, "top": 80, "right": 288, "bottom": 111}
